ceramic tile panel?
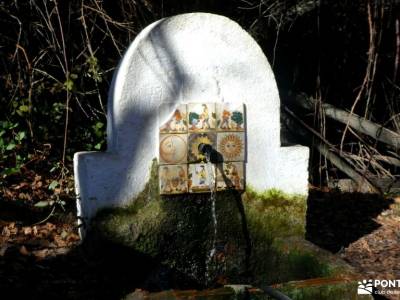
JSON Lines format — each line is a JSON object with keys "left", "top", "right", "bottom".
{"left": 216, "top": 162, "right": 245, "bottom": 191}
{"left": 188, "top": 163, "right": 215, "bottom": 193}
{"left": 216, "top": 103, "right": 245, "bottom": 131}
{"left": 217, "top": 132, "right": 245, "bottom": 162}
{"left": 158, "top": 102, "right": 246, "bottom": 194}
{"left": 159, "top": 104, "right": 188, "bottom": 133}
{"left": 159, "top": 133, "right": 188, "bottom": 165}
{"left": 188, "top": 132, "right": 217, "bottom": 163}
{"left": 159, "top": 164, "right": 188, "bottom": 194}
{"left": 187, "top": 103, "right": 216, "bottom": 132}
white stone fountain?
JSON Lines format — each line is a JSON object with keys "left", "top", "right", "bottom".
{"left": 74, "top": 13, "right": 309, "bottom": 234}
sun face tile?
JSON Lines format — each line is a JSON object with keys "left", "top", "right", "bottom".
{"left": 159, "top": 133, "right": 188, "bottom": 165}
{"left": 188, "top": 163, "right": 215, "bottom": 193}
{"left": 159, "top": 164, "right": 188, "bottom": 195}
{"left": 216, "top": 103, "right": 245, "bottom": 131}
{"left": 217, "top": 132, "right": 245, "bottom": 162}
{"left": 188, "top": 132, "right": 217, "bottom": 163}
{"left": 187, "top": 103, "right": 216, "bottom": 132}
{"left": 159, "top": 104, "right": 188, "bottom": 133}
{"left": 216, "top": 162, "right": 245, "bottom": 191}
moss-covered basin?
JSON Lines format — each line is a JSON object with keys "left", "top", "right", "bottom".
{"left": 92, "top": 161, "right": 359, "bottom": 296}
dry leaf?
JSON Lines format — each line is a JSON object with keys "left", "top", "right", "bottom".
{"left": 67, "top": 233, "right": 80, "bottom": 243}
{"left": 45, "top": 222, "right": 56, "bottom": 231}
{"left": 0, "top": 244, "right": 9, "bottom": 256}
{"left": 9, "top": 226, "right": 18, "bottom": 235}
{"left": 23, "top": 227, "right": 32, "bottom": 235}
{"left": 33, "top": 249, "right": 48, "bottom": 260}
{"left": 14, "top": 182, "right": 29, "bottom": 190}
{"left": 2, "top": 226, "right": 10, "bottom": 237}
{"left": 54, "top": 235, "right": 67, "bottom": 247}
{"left": 19, "top": 245, "right": 29, "bottom": 256}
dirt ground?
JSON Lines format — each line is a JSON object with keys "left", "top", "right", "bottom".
{"left": 307, "top": 191, "right": 400, "bottom": 300}
{"left": 341, "top": 198, "right": 400, "bottom": 300}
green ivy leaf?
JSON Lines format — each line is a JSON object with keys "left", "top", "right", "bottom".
{"left": 9, "top": 122, "right": 18, "bottom": 129}
{"left": 1, "top": 167, "right": 20, "bottom": 177}
{"left": 16, "top": 131, "right": 26, "bottom": 141}
{"left": 19, "top": 105, "right": 29, "bottom": 112}
{"left": 6, "top": 143, "right": 16, "bottom": 150}
{"left": 48, "top": 180, "right": 59, "bottom": 190}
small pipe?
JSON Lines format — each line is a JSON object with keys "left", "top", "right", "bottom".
{"left": 198, "top": 143, "right": 213, "bottom": 156}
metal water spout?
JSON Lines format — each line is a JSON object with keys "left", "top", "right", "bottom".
{"left": 198, "top": 143, "right": 223, "bottom": 164}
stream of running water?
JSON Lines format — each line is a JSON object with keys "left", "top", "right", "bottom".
{"left": 205, "top": 153, "right": 218, "bottom": 284}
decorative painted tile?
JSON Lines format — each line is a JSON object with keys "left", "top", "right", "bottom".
{"left": 188, "top": 163, "right": 215, "bottom": 193}
{"left": 217, "top": 132, "right": 245, "bottom": 162}
{"left": 216, "top": 162, "right": 245, "bottom": 191}
{"left": 187, "top": 103, "right": 216, "bottom": 132}
{"left": 159, "top": 104, "right": 188, "bottom": 133}
{"left": 159, "top": 134, "right": 188, "bottom": 164}
{"left": 159, "top": 164, "right": 188, "bottom": 195}
{"left": 188, "top": 132, "right": 217, "bottom": 163}
{"left": 216, "top": 103, "right": 245, "bottom": 131}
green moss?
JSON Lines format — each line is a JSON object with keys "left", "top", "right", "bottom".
{"left": 241, "top": 188, "right": 334, "bottom": 285}
{"left": 244, "top": 186, "right": 306, "bottom": 238}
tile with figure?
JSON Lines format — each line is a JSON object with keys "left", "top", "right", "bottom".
{"left": 159, "top": 164, "right": 188, "bottom": 195}
{"left": 159, "top": 104, "right": 188, "bottom": 133}
{"left": 216, "top": 103, "right": 245, "bottom": 131}
{"left": 159, "top": 133, "right": 188, "bottom": 164}
{"left": 188, "top": 163, "right": 215, "bottom": 193}
{"left": 188, "top": 103, "right": 216, "bottom": 132}
{"left": 216, "top": 162, "right": 245, "bottom": 191}
{"left": 188, "top": 132, "right": 217, "bottom": 163}
{"left": 217, "top": 132, "right": 245, "bottom": 162}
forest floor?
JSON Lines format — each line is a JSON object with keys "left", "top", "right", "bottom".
{"left": 341, "top": 198, "right": 400, "bottom": 300}
{"left": 0, "top": 189, "right": 399, "bottom": 299}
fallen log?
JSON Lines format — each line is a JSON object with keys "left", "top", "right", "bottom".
{"left": 294, "top": 94, "right": 400, "bottom": 150}
{"left": 329, "top": 177, "right": 400, "bottom": 194}
{"left": 283, "top": 107, "right": 381, "bottom": 193}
